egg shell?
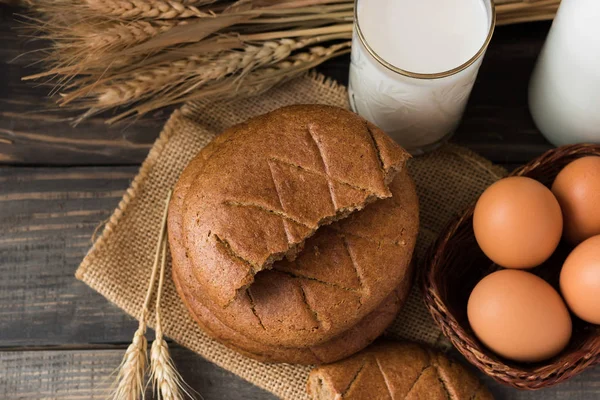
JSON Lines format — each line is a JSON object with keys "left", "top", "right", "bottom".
{"left": 552, "top": 156, "right": 600, "bottom": 244}
{"left": 560, "top": 235, "right": 600, "bottom": 324}
{"left": 473, "top": 176, "right": 563, "bottom": 269}
{"left": 467, "top": 269, "right": 572, "bottom": 363}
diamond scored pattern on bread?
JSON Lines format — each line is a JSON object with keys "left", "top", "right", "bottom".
{"left": 169, "top": 105, "right": 418, "bottom": 349}
{"left": 307, "top": 342, "right": 494, "bottom": 400}
{"left": 182, "top": 105, "right": 409, "bottom": 307}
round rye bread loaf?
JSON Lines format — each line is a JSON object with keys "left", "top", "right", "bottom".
{"left": 168, "top": 105, "right": 419, "bottom": 349}
{"left": 307, "top": 341, "right": 494, "bottom": 400}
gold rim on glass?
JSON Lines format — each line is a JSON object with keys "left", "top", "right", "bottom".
{"left": 353, "top": 0, "right": 497, "bottom": 80}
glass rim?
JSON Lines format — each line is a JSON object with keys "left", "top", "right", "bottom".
{"left": 354, "top": 0, "right": 497, "bottom": 80}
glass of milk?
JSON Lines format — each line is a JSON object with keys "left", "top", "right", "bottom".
{"left": 528, "top": 0, "right": 600, "bottom": 146}
{"left": 349, "top": 0, "right": 496, "bottom": 155}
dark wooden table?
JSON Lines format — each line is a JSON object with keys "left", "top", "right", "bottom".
{"left": 1, "top": 5, "right": 598, "bottom": 399}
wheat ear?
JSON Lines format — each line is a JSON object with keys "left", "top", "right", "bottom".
{"left": 109, "top": 41, "right": 351, "bottom": 122}
{"left": 186, "top": 41, "right": 352, "bottom": 100}
{"left": 150, "top": 211, "right": 195, "bottom": 400}
{"left": 91, "top": 36, "right": 339, "bottom": 107}
{"left": 180, "top": 0, "right": 218, "bottom": 4}
{"left": 85, "top": 20, "right": 187, "bottom": 53}
{"left": 84, "top": 0, "right": 212, "bottom": 19}
{"left": 230, "top": 41, "right": 352, "bottom": 97}
{"left": 46, "top": 20, "right": 186, "bottom": 71}
{"left": 110, "top": 326, "right": 148, "bottom": 400}
{"left": 109, "top": 190, "right": 172, "bottom": 400}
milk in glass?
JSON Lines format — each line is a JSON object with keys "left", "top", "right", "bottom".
{"left": 349, "top": 0, "right": 494, "bottom": 154}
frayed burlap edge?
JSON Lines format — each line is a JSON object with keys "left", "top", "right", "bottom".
{"left": 76, "top": 108, "right": 183, "bottom": 280}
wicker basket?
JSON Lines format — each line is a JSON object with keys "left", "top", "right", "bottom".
{"left": 422, "top": 144, "right": 600, "bottom": 390}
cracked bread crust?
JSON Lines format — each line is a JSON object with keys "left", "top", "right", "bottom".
{"left": 172, "top": 256, "right": 411, "bottom": 364}
{"left": 307, "top": 341, "right": 494, "bottom": 400}
{"left": 215, "top": 170, "right": 418, "bottom": 348}
{"left": 168, "top": 105, "right": 418, "bottom": 349}
{"left": 178, "top": 105, "right": 410, "bottom": 308}
{"left": 170, "top": 168, "right": 419, "bottom": 348}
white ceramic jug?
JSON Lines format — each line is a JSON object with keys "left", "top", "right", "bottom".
{"left": 528, "top": 0, "right": 600, "bottom": 146}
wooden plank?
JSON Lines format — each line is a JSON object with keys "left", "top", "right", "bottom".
{"left": 0, "top": 347, "right": 273, "bottom": 400}
{"left": 1, "top": 7, "right": 555, "bottom": 166}
{"left": 0, "top": 162, "right": 503, "bottom": 347}
{"left": 0, "top": 7, "right": 167, "bottom": 166}
{"left": 481, "top": 367, "right": 600, "bottom": 399}
{"left": 0, "top": 166, "right": 140, "bottom": 346}
{"left": 0, "top": 161, "right": 597, "bottom": 399}
{"left": 0, "top": 160, "right": 521, "bottom": 348}
{"left": 1, "top": 346, "right": 598, "bottom": 399}
{"left": 480, "top": 368, "right": 600, "bottom": 400}
{"left": 453, "top": 22, "right": 554, "bottom": 163}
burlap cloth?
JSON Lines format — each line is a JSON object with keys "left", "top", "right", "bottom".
{"left": 76, "top": 72, "right": 507, "bottom": 400}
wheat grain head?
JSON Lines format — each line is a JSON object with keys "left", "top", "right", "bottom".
{"left": 92, "top": 36, "right": 331, "bottom": 107}
{"left": 110, "top": 324, "right": 148, "bottom": 400}
{"left": 84, "top": 0, "right": 212, "bottom": 19}
{"left": 104, "top": 40, "right": 351, "bottom": 122}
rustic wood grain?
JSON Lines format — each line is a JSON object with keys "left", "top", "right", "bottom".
{"left": 0, "top": 164, "right": 528, "bottom": 348}
{"left": 0, "top": 7, "right": 167, "bottom": 166}
{"left": 0, "top": 5, "right": 598, "bottom": 400}
{"left": 480, "top": 367, "right": 600, "bottom": 400}
{"left": 0, "top": 166, "right": 140, "bottom": 346}
{"left": 1, "top": 166, "right": 598, "bottom": 399}
{"left": 453, "top": 22, "right": 555, "bottom": 164}
{"left": 0, "top": 346, "right": 598, "bottom": 399}
{"left": 0, "top": 346, "right": 273, "bottom": 400}
{"left": 1, "top": 5, "right": 555, "bottom": 166}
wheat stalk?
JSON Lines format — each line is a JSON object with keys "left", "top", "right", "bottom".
{"left": 108, "top": 40, "right": 350, "bottom": 122}
{"left": 44, "top": 20, "right": 188, "bottom": 71}
{"left": 23, "top": 0, "right": 560, "bottom": 123}
{"left": 497, "top": 1, "right": 559, "bottom": 25}
{"left": 149, "top": 217, "right": 195, "bottom": 400}
{"left": 84, "top": 0, "right": 212, "bottom": 19}
{"left": 497, "top": 0, "right": 559, "bottom": 13}
{"left": 151, "top": 336, "right": 191, "bottom": 400}
{"left": 85, "top": 20, "right": 187, "bottom": 52}
{"left": 180, "top": 0, "right": 218, "bottom": 4}
{"left": 109, "top": 191, "right": 172, "bottom": 400}
{"left": 90, "top": 35, "right": 334, "bottom": 107}
{"left": 110, "top": 325, "right": 148, "bottom": 400}
{"left": 235, "top": 41, "right": 352, "bottom": 95}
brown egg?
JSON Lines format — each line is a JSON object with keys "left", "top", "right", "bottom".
{"left": 468, "top": 270, "right": 572, "bottom": 363}
{"left": 560, "top": 235, "right": 600, "bottom": 324}
{"left": 552, "top": 156, "right": 600, "bottom": 244}
{"left": 473, "top": 176, "right": 563, "bottom": 269}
